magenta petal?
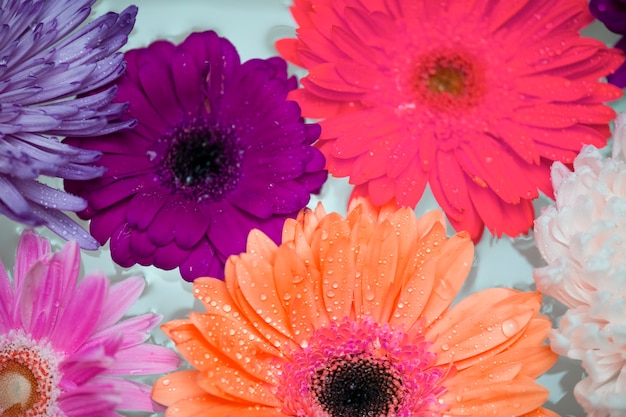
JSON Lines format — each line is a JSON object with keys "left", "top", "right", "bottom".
{"left": 58, "top": 382, "right": 121, "bottom": 417}
{"left": 88, "top": 201, "right": 128, "bottom": 244}
{"left": 127, "top": 191, "right": 167, "bottom": 230}
{"left": 60, "top": 334, "right": 121, "bottom": 386}
{"left": 109, "top": 224, "right": 135, "bottom": 267}
{"left": 152, "top": 240, "right": 192, "bottom": 271}
{"left": 129, "top": 228, "right": 157, "bottom": 259}
{"left": 53, "top": 273, "right": 108, "bottom": 352}
{"left": 0, "top": 260, "right": 14, "bottom": 331}
{"left": 179, "top": 239, "right": 222, "bottom": 281}
{"left": 96, "top": 276, "right": 145, "bottom": 330}
{"left": 172, "top": 200, "right": 210, "bottom": 249}
{"left": 95, "top": 378, "right": 157, "bottom": 412}
{"left": 171, "top": 50, "right": 204, "bottom": 114}
{"left": 103, "top": 344, "right": 181, "bottom": 375}
{"left": 145, "top": 200, "right": 181, "bottom": 246}
{"left": 137, "top": 56, "right": 184, "bottom": 126}
{"left": 13, "top": 230, "right": 51, "bottom": 293}
{"left": 91, "top": 314, "right": 160, "bottom": 348}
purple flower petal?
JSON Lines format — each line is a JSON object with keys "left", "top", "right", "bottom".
{"left": 0, "top": 1, "right": 137, "bottom": 247}
{"left": 65, "top": 31, "right": 327, "bottom": 281}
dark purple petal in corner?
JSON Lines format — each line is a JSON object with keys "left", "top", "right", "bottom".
{"left": 590, "top": 0, "right": 626, "bottom": 34}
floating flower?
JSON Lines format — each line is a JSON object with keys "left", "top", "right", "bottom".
{"left": 0, "top": 0, "right": 137, "bottom": 249}
{"left": 0, "top": 230, "right": 180, "bottom": 416}
{"left": 590, "top": 0, "right": 626, "bottom": 87}
{"left": 277, "top": 0, "right": 623, "bottom": 241}
{"left": 534, "top": 113, "right": 626, "bottom": 416}
{"left": 64, "top": 30, "right": 327, "bottom": 281}
{"left": 153, "top": 199, "right": 558, "bottom": 416}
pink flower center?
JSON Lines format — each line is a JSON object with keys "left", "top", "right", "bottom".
{"left": 277, "top": 318, "right": 448, "bottom": 417}
{"left": 152, "top": 117, "right": 243, "bottom": 203}
{"left": 412, "top": 50, "right": 485, "bottom": 112}
{"left": 0, "top": 331, "right": 61, "bottom": 417}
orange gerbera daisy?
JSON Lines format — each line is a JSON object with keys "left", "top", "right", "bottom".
{"left": 152, "top": 199, "right": 558, "bottom": 417}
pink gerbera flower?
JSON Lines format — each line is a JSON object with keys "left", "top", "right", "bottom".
{"left": 0, "top": 231, "right": 179, "bottom": 416}
{"left": 277, "top": 0, "right": 624, "bottom": 241}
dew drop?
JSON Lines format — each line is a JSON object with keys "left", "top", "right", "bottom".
{"left": 441, "top": 343, "right": 450, "bottom": 351}
{"left": 501, "top": 319, "right": 519, "bottom": 337}
{"left": 222, "top": 304, "right": 232, "bottom": 313}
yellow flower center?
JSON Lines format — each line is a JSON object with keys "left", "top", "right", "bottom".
{"left": 0, "top": 332, "right": 61, "bottom": 417}
{"left": 426, "top": 66, "right": 466, "bottom": 96}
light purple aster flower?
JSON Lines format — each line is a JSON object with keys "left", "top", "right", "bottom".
{"left": 64, "top": 30, "right": 327, "bottom": 281}
{"left": 0, "top": 0, "right": 137, "bottom": 249}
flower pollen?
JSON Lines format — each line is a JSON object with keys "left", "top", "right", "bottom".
{"left": 156, "top": 118, "right": 242, "bottom": 202}
{"left": 413, "top": 51, "right": 485, "bottom": 111}
{"left": 279, "top": 318, "right": 448, "bottom": 417}
{"left": 0, "top": 331, "right": 61, "bottom": 417}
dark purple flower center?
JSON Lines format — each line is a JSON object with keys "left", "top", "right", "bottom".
{"left": 310, "top": 353, "right": 404, "bottom": 417}
{"left": 156, "top": 118, "right": 243, "bottom": 202}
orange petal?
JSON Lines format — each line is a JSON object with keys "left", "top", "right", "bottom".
{"left": 246, "top": 229, "right": 278, "bottom": 264}
{"left": 272, "top": 244, "right": 322, "bottom": 346}
{"left": 189, "top": 312, "right": 281, "bottom": 382}
{"left": 356, "top": 220, "right": 399, "bottom": 322}
{"left": 165, "top": 395, "right": 283, "bottom": 417}
{"left": 233, "top": 253, "right": 294, "bottom": 344}
{"left": 319, "top": 233, "right": 356, "bottom": 321}
{"left": 443, "top": 378, "right": 550, "bottom": 416}
{"left": 419, "top": 232, "right": 473, "bottom": 328}
{"left": 428, "top": 290, "right": 541, "bottom": 367}
{"left": 152, "top": 370, "right": 206, "bottom": 407}
{"left": 519, "top": 407, "right": 561, "bottom": 417}
{"left": 195, "top": 360, "right": 282, "bottom": 407}
{"left": 224, "top": 255, "right": 297, "bottom": 353}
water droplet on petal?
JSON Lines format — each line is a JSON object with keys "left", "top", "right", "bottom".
{"left": 501, "top": 319, "right": 519, "bottom": 337}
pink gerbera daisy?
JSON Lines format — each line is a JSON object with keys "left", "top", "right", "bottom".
{"left": 277, "top": 0, "right": 624, "bottom": 241}
{"left": 0, "top": 231, "right": 179, "bottom": 416}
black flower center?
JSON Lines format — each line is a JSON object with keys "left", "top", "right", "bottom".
{"left": 413, "top": 50, "right": 485, "bottom": 111}
{"left": 156, "top": 118, "right": 243, "bottom": 202}
{"left": 311, "top": 354, "right": 404, "bottom": 417}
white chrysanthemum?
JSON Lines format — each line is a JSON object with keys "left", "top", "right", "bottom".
{"left": 534, "top": 113, "right": 626, "bottom": 417}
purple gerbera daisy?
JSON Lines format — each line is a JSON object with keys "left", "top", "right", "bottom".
{"left": 0, "top": 230, "right": 180, "bottom": 416}
{"left": 0, "top": 0, "right": 137, "bottom": 249}
{"left": 590, "top": 0, "right": 626, "bottom": 86}
{"left": 64, "top": 30, "right": 327, "bottom": 281}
